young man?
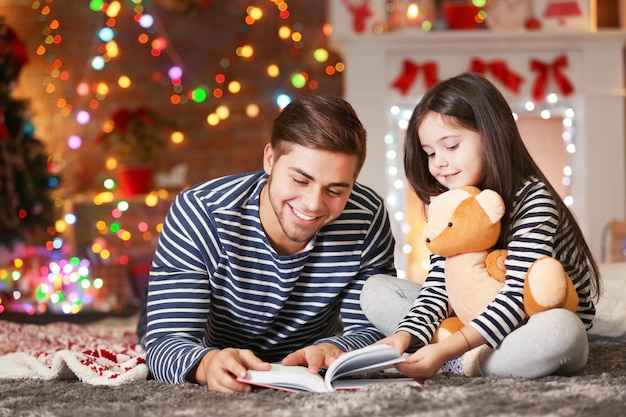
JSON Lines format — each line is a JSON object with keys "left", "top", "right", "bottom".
{"left": 141, "top": 95, "right": 396, "bottom": 393}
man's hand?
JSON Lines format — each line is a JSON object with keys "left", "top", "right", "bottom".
{"left": 281, "top": 342, "right": 344, "bottom": 375}
{"left": 188, "top": 348, "right": 271, "bottom": 393}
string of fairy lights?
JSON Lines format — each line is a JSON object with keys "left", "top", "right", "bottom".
{"left": 35, "top": 0, "right": 339, "bottom": 137}
{"left": 0, "top": 0, "right": 344, "bottom": 315}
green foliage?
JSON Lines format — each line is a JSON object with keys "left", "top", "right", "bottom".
{"left": 98, "top": 107, "right": 171, "bottom": 164}
{"left": 0, "top": 17, "right": 57, "bottom": 249}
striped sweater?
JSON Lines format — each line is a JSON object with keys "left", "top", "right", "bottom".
{"left": 397, "top": 179, "right": 596, "bottom": 348}
{"left": 144, "top": 171, "right": 396, "bottom": 383}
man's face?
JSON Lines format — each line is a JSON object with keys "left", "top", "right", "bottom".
{"left": 260, "top": 143, "right": 358, "bottom": 255}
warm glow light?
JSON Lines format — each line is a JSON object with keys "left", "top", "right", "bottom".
{"left": 291, "top": 32, "right": 302, "bottom": 42}
{"left": 105, "top": 40, "right": 119, "bottom": 58}
{"left": 247, "top": 6, "right": 263, "bottom": 20}
{"left": 228, "top": 81, "right": 241, "bottom": 94}
{"left": 105, "top": 156, "right": 118, "bottom": 170}
{"left": 267, "top": 64, "right": 280, "bottom": 77}
{"left": 278, "top": 26, "right": 291, "bottom": 39}
{"left": 246, "top": 103, "right": 260, "bottom": 118}
{"left": 77, "top": 82, "right": 89, "bottom": 95}
{"left": 322, "top": 23, "right": 332, "bottom": 36}
{"left": 207, "top": 113, "right": 220, "bottom": 126}
{"left": 171, "top": 131, "right": 184, "bottom": 144}
{"left": 106, "top": 1, "right": 121, "bottom": 17}
{"left": 96, "top": 82, "right": 109, "bottom": 96}
{"left": 118, "top": 75, "right": 131, "bottom": 88}
{"left": 145, "top": 193, "right": 159, "bottom": 207}
{"left": 237, "top": 45, "right": 254, "bottom": 58}
{"left": 216, "top": 105, "right": 230, "bottom": 119}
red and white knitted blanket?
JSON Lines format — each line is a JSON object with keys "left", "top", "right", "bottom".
{"left": 0, "top": 320, "right": 148, "bottom": 386}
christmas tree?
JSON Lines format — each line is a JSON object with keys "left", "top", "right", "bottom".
{"left": 0, "top": 16, "right": 57, "bottom": 250}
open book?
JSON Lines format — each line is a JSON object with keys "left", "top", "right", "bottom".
{"left": 238, "top": 344, "right": 417, "bottom": 393}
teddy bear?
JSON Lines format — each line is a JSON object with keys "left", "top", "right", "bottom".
{"left": 423, "top": 186, "right": 579, "bottom": 341}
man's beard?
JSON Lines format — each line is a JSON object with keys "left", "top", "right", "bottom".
{"left": 266, "top": 178, "right": 317, "bottom": 245}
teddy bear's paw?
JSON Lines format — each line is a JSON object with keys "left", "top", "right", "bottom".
{"left": 432, "top": 317, "right": 464, "bottom": 343}
{"left": 526, "top": 257, "right": 568, "bottom": 310}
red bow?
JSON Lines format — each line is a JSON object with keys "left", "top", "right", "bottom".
{"left": 470, "top": 59, "right": 523, "bottom": 94}
{"left": 530, "top": 54, "right": 574, "bottom": 102}
{"left": 390, "top": 59, "right": 439, "bottom": 96}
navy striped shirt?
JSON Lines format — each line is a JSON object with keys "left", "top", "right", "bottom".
{"left": 397, "top": 179, "right": 596, "bottom": 348}
{"left": 144, "top": 171, "right": 396, "bottom": 383}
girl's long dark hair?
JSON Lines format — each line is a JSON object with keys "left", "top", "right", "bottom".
{"left": 404, "top": 72, "right": 601, "bottom": 300}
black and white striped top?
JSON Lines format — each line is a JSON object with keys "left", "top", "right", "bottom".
{"left": 397, "top": 179, "right": 596, "bottom": 348}
{"left": 144, "top": 171, "right": 396, "bottom": 383}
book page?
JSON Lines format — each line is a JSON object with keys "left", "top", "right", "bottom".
{"left": 324, "top": 344, "right": 404, "bottom": 390}
{"left": 239, "top": 364, "right": 328, "bottom": 393}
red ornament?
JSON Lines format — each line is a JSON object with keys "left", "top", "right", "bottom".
{"left": 526, "top": 17, "right": 542, "bottom": 30}
{"left": 543, "top": 0, "right": 582, "bottom": 26}
{"left": 342, "top": 0, "right": 373, "bottom": 34}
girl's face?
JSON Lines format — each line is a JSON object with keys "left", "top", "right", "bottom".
{"left": 418, "top": 111, "right": 485, "bottom": 190}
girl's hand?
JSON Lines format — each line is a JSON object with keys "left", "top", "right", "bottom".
{"left": 395, "top": 343, "right": 448, "bottom": 381}
{"left": 374, "top": 331, "right": 415, "bottom": 355}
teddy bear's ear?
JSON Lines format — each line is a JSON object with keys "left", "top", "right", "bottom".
{"left": 474, "top": 189, "right": 505, "bottom": 224}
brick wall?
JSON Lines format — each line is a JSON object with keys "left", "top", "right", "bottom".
{"left": 2, "top": 1, "right": 343, "bottom": 194}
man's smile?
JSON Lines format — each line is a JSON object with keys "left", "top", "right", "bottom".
{"left": 290, "top": 205, "right": 319, "bottom": 222}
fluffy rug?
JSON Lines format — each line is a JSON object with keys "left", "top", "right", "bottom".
{"left": 2, "top": 259, "right": 626, "bottom": 417}
{"left": 0, "top": 340, "right": 624, "bottom": 417}
{"left": 0, "top": 315, "right": 624, "bottom": 417}
{"left": 0, "top": 318, "right": 147, "bottom": 385}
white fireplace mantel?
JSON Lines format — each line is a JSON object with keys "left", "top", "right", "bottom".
{"left": 330, "top": 4, "right": 626, "bottom": 270}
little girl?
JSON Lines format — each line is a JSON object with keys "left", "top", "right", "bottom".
{"left": 361, "top": 72, "right": 601, "bottom": 380}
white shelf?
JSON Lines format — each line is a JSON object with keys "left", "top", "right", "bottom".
{"left": 332, "top": 29, "right": 626, "bottom": 53}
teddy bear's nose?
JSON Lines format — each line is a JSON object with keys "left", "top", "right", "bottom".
{"left": 425, "top": 238, "right": 430, "bottom": 243}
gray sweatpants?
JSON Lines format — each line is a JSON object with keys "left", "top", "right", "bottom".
{"left": 360, "top": 274, "right": 589, "bottom": 378}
